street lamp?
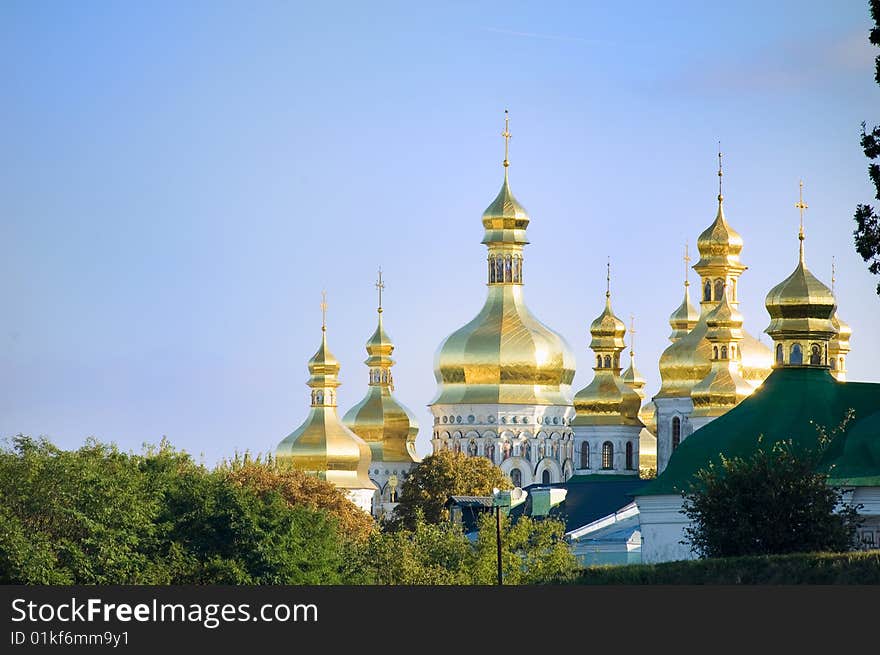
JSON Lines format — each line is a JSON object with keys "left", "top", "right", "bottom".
{"left": 491, "top": 487, "right": 528, "bottom": 586}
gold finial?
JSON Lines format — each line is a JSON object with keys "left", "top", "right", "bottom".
{"left": 606, "top": 257, "right": 611, "bottom": 298}
{"left": 320, "top": 290, "right": 328, "bottom": 332}
{"left": 375, "top": 267, "right": 385, "bottom": 313}
{"left": 684, "top": 243, "right": 691, "bottom": 287}
{"left": 717, "top": 143, "right": 723, "bottom": 202}
{"left": 502, "top": 109, "right": 511, "bottom": 169}
{"left": 629, "top": 315, "right": 636, "bottom": 357}
{"left": 831, "top": 256, "right": 836, "bottom": 296}
{"left": 795, "top": 179, "right": 808, "bottom": 264}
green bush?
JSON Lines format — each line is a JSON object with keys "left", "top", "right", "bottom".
{"left": 572, "top": 550, "right": 880, "bottom": 584}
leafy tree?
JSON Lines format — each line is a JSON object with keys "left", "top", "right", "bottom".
{"left": 392, "top": 450, "right": 511, "bottom": 529}
{"left": 854, "top": 0, "right": 880, "bottom": 294}
{"left": 681, "top": 433, "right": 862, "bottom": 559}
{"left": 218, "top": 454, "right": 375, "bottom": 543}
{"left": 472, "top": 513, "right": 576, "bottom": 584}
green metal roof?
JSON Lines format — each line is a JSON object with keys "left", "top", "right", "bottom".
{"left": 638, "top": 368, "right": 880, "bottom": 496}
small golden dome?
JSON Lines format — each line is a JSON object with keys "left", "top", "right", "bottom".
{"left": 668, "top": 283, "right": 700, "bottom": 342}
{"left": 764, "top": 259, "right": 836, "bottom": 342}
{"left": 481, "top": 171, "right": 530, "bottom": 246}
{"left": 573, "top": 291, "right": 642, "bottom": 427}
{"left": 695, "top": 199, "right": 745, "bottom": 271}
{"left": 277, "top": 325, "right": 376, "bottom": 492}
{"left": 344, "top": 304, "right": 420, "bottom": 464}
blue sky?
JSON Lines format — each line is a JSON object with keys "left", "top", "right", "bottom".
{"left": 2, "top": 1, "right": 879, "bottom": 465}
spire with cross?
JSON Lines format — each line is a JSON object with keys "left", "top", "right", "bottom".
{"left": 684, "top": 243, "right": 691, "bottom": 288}
{"left": 376, "top": 267, "right": 384, "bottom": 314}
{"left": 795, "top": 180, "right": 808, "bottom": 264}
{"left": 502, "top": 109, "right": 511, "bottom": 169}
{"left": 320, "top": 290, "right": 327, "bottom": 332}
{"left": 606, "top": 257, "right": 611, "bottom": 298}
{"left": 832, "top": 256, "right": 836, "bottom": 296}
{"left": 629, "top": 315, "right": 636, "bottom": 357}
{"left": 717, "top": 142, "right": 724, "bottom": 202}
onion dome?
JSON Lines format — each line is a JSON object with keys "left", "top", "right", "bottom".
{"left": 657, "top": 155, "right": 771, "bottom": 399}
{"left": 573, "top": 268, "right": 643, "bottom": 427}
{"left": 669, "top": 282, "right": 700, "bottom": 342}
{"left": 764, "top": 183, "right": 836, "bottom": 368}
{"left": 343, "top": 274, "right": 420, "bottom": 463}
{"left": 277, "top": 301, "right": 375, "bottom": 492}
{"left": 431, "top": 112, "right": 576, "bottom": 407}
{"left": 691, "top": 294, "right": 753, "bottom": 417}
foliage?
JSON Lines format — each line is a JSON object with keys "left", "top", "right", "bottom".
{"left": 681, "top": 425, "right": 863, "bottom": 559}
{"left": 392, "top": 450, "right": 512, "bottom": 529}
{"left": 218, "top": 453, "right": 374, "bottom": 543}
{"left": 573, "top": 550, "right": 880, "bottom": 584}
{"left": 854, "top": 0, "right": 880, "bottom": 294}
{"left": 0, "top": 435, "right": 358, "bottom": 584}
{"left": 353, "top": 512, "right": 576, "bottom": 585}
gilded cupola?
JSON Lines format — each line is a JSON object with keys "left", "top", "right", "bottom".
{"left": 621, "top": 317, "right": 657, "bottom": 434}
{"left": 657, "top": 150, "right": 772, "bottom": 400}
{"left": 573, "top": 264, "right": 643, "bottom": 427}
{"left": 691, "top": 293, "right": 753, "bottom": 417}
{"left": 828, "top": 258, "right": 852, "bottom": 381}
{"left": 668, "top": 245, "right": 700, "bottom": 343}
{"left": 343, "top": 271, "right": 420, "bottom": 463}
{"left": 276, "top": 295, "right": 376, "bottom": 492}
{"left": 765, "top": 182, "right": 837, "bottom": 368}
{"left": 431, "top": 111, "right": 576, "bottom": 407}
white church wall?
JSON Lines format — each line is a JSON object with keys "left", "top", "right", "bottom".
{"left": 635, "top": 494, "right": 695, "bottom": 563}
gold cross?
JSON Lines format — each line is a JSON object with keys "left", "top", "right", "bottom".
{"left": 684, "top": 243, "right": 691, "bottom": 286}
{"left": 375, "top": 268, "right": 384, "bottom": 312}
{"left": 629, "top": 315, "right": 636, "bottom": 356}
{"left": 320, "top": 290, "right": 327, "bottom": 331}
{"left": 831, "top": 256, "right": 836, "bottom": 295}
{"left": 717, "top": 143, "right": 723, "bottom": 199}
{"left": 502, "top": 109, "right": 511, "bottom": 168}
{"left": 795, "top": 180, "right": 808, "bottom": 233}
{"left": 606, "top": 257, "right": 611, "bottom": 298}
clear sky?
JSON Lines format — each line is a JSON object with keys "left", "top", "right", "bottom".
{"left": 2, "top": 1, "right": 879, "bottom": 466}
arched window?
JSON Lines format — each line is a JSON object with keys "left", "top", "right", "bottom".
{"left": 513, "top": 257, "right": 521, "bottom": 283}
{"left": 714, "top": 279, "right": 725, "bottom": 301}
{"left": 541, "top": 470, "right": 551, "bottom": 485}
{"left": 704, "top": 280, "right": 712, "bottom": 301}
{"left": 790, "top": 343, "right": 803, "bottom": 366}
{"left": 488, "top": 258, "right": 496, "bottom": 283}
{"left": 672, "top": 417, "right": 681, "bottom": 451}
{"left": 810, "top": 344, "right": 822, "bottom": 366}
{"left": 524, "top": 442, "right": 531, "bottom": 461}
{"left": 830, "top": 357, "right": 837, "bottom": 370}
{"left": 501, "top": 441, "right": 511, "bottom": 460}
{"left": 495, "top": 258, "right": 503, "bottom": 282}
{"left": 468, "top": 440, "right": 477, "bottom": 456}
{"left": 602, "top": 442, "right": 614, "bottom": 469}
{"left": 596, "top": 355, "right": 602, "bottom": 368}
{"left": 613, "top": 354, "right": 620, "bottom": 369}
{"left": 721, "top": 345, "right": 728, "bottom": 359}
{"left": 510, "top": 468, "right": 522, "bottom": 487}
{"left": 625, "top": 441, "right": 634, "bottom": 470}
{"left": 713, "top": 346, "right": 719, "bottom": 359}
{"left": 776, "top": 343, "right": 784, "bottom": 363}
{"left": 730, "top": 278, "right": 737, "bottom": 301}
{"left": 604, "top": 355, "right": 612, "bottom": 368}
{"left": 580, "top": 441, "right": 590, "bottom": 469}
{"left": 504, "top": 256, "right": 512, "bottom": 282}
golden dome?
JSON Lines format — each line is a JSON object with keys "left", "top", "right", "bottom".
{"left": 573, "top": 289, "right": 642, "bottom": 427}
{"left": 764, "top": 250, "right": 836, "bottom": 344}
{"left": 657, "top": 176, "right": 771, "bottom": 399}
{"left": 343, "top": 288, "right": 420, "bottom": 463}
{"left": 691, "top": 295, "right": 753, "bottom": 417}
{"left": 432, "top": 285, "right": 576, "bottom": 405}
{"left": 695, "top": 197, "right": 746, "bottom": 273}
{"left": 277, "top": 319, "right": 376, "bottom": 491}
{"left": 669, "top": 283, "right": 699, "bottom": 342}
{"left": 431, "top": 113, "right": 575, "bottom": 408}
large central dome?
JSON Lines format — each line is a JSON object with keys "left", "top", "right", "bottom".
{"left": 430, "top": 120, "right": 575, "bottom": 408}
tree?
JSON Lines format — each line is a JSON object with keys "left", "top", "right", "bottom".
{"left": 681, "top": 435, "right": 862, "bottom": 559}
{"left": 218, "top": 454, "right": 375, "bottom": 543}
{"left": 391, "top": 450, "right": 512, "bottom": 529}
{"left": 854, "top": 0, "right": 880, "bottom": 295}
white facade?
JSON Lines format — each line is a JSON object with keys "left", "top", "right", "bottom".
{"left": 346, "top": 488, "right": 376, "bottom": 515}
{"left": 572, "top": 424, "right": 641, "bottom": 475}
{"left": 367, "top": 461, "right": 418, "bottom": 520}
{"left": 653, "top": 396, "right": 694, "bottom": 473}
{"left": 430, "top": 403, "right": 575, "bottom": 484}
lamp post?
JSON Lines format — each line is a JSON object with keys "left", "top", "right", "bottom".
{"left": 491, "top": 487, "right": 526, "bottom": 586}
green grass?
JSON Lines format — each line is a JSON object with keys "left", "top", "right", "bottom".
{"left": 571, "top": 550, "right": 880, "bottom": 584}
